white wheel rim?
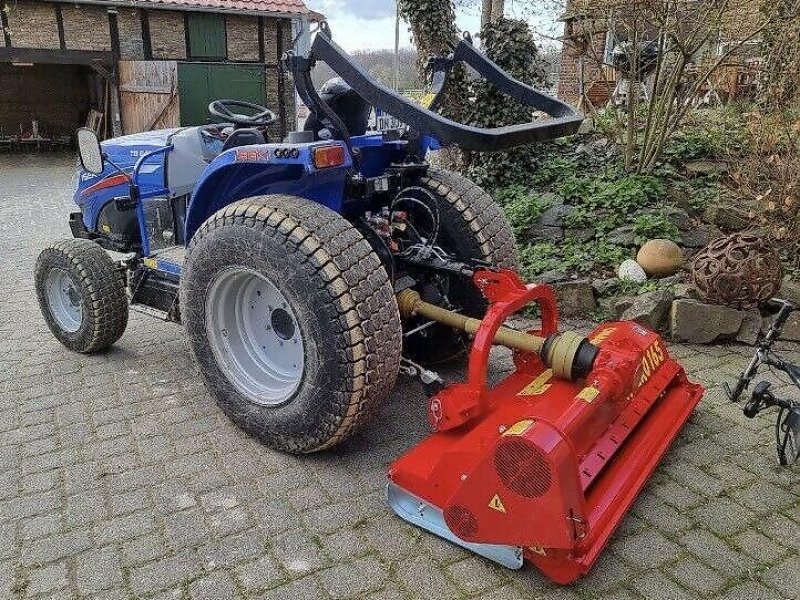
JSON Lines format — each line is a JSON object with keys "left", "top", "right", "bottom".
{"left": 45, "top": 268, "right": 83, "bottom": 333}
{"left": 206, "top": 267, "right": 305, "bottom": 406}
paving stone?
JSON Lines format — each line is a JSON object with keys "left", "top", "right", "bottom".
{"left": 122, "top": 533, "right": 168, "bottom": 566}
{"left": 26, "top": 562, "right": 69, "bottom": 595}
{"left": 75, "top": 547, "right": 123, "bottom": 594}
{"left": 22, "top": 529, "right": 92, "bottom": 565}
{"left": 679, "top": 529, "right": 749, "bottom": 576}
{"left": 630, "top": 569, "right": 693, "bottom": 600}
{"left": 271, "top": 528, "right": 330, "bottom": 573}
{"left": 164, "top": 508, "right": 211, "bottom": 549}
{"left": 612, "top": 529, "right": 682, "bottom": 570}
{"left": 447, "top": 557, "right": 507, "bottom": 594}
{"left": 1, "top": 156, "right": 798, "bottom": 600}
{"left": 236, "top": 555, "right": 286, "bottom": 593}
{"left": 129, "top": 550, "right": 202, "bottom": 595}
{"left": 718, "top": 580, "right": 780, "bottom": 600}
{"left": 189, "top": 572, "right": 237, "bottom": 600}
{"left": 691, "top": 497, "right": 754, "bottom": 536}
{"left": 258, "top": 576, "right": 327, "bottom": 600}
{"left": 396, "top": 555, "right": 461, "bottom": 600}
{"left": 317, "top": 555, "right": 388, "bottom": 599}
{"left": 758, "top": 556, "right": 800, "bottom": 599}
{"left": 667, "top": 556, "right": 727, "bottom": 596}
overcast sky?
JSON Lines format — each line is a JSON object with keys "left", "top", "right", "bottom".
{"left": 304, "top": 0, "right": 557, "bottom": 52}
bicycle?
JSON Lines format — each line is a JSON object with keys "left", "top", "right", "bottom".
{"left": 725, "top": 299, "right": 800, "bottom": 466}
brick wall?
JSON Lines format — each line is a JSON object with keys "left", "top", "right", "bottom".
{"left": 557, "top": 27, "right": 607, "bottom": 104}
{"left": 118, "top": 8, "right": 145, "bottom": 60}
{"left": 263, "top": 18, "right": 280, "bottom": 65}
{"left": 226, "top": 15, "right": 260, "bottom": 62}
{"left": 149, "top": 10, "right": 186, "bottom": 60}
{"left": 5, "top": 1, "right": 60, "bottom": 50}
{"left": 62, "top": 4, "right": 111, "bottom": 51}
{"left": 0, "top": 63, "right": 92, "bottom": 136}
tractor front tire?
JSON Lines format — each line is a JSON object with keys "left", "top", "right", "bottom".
{"left": 35, "top": 239, "right": 129, "bottom": 353}
{"left": 180, "top": 195, "right": 402, "bottom": 454}
{"left": 408, "top": 167, "right": 519, "bottom": 362}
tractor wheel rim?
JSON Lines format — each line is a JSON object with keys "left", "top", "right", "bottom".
{"left": 45, "top": 268, "right": 83, "bottom": 333}
{"left": 206, "top": 267, "right": 305, "bottom": 406}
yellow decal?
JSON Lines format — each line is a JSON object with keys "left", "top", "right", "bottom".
{"left": 503, "top": 420, "right": 535, "bottom": 437}
{"left": 576, "top": 386, "right": 600, "bottom": 403}
{"left": 637, "top": 341, "right": 666, "bottom": 387}
{"left": 528, "top": 546, "right": 548, "bottom": 556}
{"left": 143, "top": 257, "right": 158, "bottom": 269}
{"left": 101, "top": 224, "right": 112, "bottom": 233}
{"left": 488, "top": 494, "right": 507, "bottom": 514}
{"left": 590, "top": 327, "right": 617, "bottom": 345}
{"left": 420, "top": 93, "right": 437, "bottom": 108}
{"left": 517, "top": 369, "right": 553, "bottom": 397}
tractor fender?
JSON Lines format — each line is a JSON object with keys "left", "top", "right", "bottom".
{"left": 184, "top": 146, "right": 350, "bottom": 243}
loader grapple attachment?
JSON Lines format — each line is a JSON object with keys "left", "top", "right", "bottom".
{"left": 388, "top": 270, "right": 704, "bottom": 584}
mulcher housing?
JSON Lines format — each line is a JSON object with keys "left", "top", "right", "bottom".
{"left": 36, "top": 25, "right": 704, "bottom": 585}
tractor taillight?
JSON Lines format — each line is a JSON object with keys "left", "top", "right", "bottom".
{"left": 313, "top": 145, "right": 346, "bottom": 169}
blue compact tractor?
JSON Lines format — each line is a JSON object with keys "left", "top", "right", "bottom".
{"left": 35, "top": 25, "right": 582, "bottom": 453}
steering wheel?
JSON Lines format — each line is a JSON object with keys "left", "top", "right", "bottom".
{"left": 208, "top": 100, "right": 277, "bottom": 128}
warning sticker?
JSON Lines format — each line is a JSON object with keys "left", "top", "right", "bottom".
{"left": 517, "top": 369, "right": 553, "bottom": 397}
{"left": 502, "top": 420, "right": 535, "bottom": 437}
{"left": 576, "top": 386, "right": 600, "bottom": 403}
{"left": 488, "top": 494, "right": 507, "bottom": 514}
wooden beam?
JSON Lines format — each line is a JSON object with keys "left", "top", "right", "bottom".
{"left": 0, "top": 47, "right": 114, "bottom": 65}
{"left": 55, "top": 4, "right": 66, "bottom": 50}
{"left": 258, "top": 16, "right": 265, "bottom": 63}
{"left": 0, "top": 1, "right": 11, "bottom": 48}
{"left": 276, "top": 22, "right": 286, "bottom": 138}
{"left": 141, "top": 9, "right": 152, "bottom": 60}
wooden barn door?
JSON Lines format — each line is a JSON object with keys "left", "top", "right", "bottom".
{"left": 119, "top": 61, "right": 180, "bottom": 134}
{"left": 177, "top": 63, "right": 266, "bottom": 126}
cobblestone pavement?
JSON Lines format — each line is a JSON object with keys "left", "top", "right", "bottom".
{"left": 0, "top": 155, "right": 798, "bottom": 600}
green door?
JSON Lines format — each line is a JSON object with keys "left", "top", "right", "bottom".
{"left": 178, "top": 63, "right": 266, "bottom": 126}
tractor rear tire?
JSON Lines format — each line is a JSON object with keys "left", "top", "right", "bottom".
{"left": 180, "top": 195, "right": 402, "bottom": 454}
{"left": 35, "top": 239, "right": 129, "bottom": 353}
{"left": 420, "top": 167, "right": 518, "bottom": 270}
{"left": 408, "top": 167, "right": 519, "bottom": 362}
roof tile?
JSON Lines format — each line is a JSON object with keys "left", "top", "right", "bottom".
{"left": 127, "top": 0, "right": 308, "bottom": 15}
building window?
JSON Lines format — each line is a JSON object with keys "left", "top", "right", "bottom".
{"left": 186, "top": 12, "right": 226, "bottom": 60}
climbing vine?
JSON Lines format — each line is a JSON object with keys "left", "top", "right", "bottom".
{"left": 464, "top": 18, "right": 547, "bottom": 188}
{"left": 397, "top": 2, "right": 546, "bottom": 181}
{"left": 397, "top": 0, "right": 469, "bottom": 123}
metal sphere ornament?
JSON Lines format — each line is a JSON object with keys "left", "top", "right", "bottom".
{"left": 691, "top": 233, "right": 783, "bottom": 309}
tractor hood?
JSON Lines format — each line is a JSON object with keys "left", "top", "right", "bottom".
{"left": 100, "top": 129, "right": 180, "bottom": 171}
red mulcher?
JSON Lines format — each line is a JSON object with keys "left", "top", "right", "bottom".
{"left": 388, "top": 270, "right": 703, "bottom": 584}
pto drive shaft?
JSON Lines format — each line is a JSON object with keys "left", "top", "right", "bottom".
{"left": 396, "top": 289, "right": 599, "bottom": 381}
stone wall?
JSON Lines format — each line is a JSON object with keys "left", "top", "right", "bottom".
{"left": 118, "top": 8, "right": 145, "bottom": 61}
{"left": 4, "top": 1, "right": 60, "bottom": 49}
{"left": 61, "top": 4, "right": 112, "bottom": 51}
{"left": 227, "top": 15, "right": 260, "bottom": 62}
{"left": 149, "top": 10, "right": 186, "bottom": 60}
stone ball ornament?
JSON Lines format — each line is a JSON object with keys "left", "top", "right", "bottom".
{"left": 637, "top": 239, "right": 685, "bottom": 277}
{"left": 691, "top": 233, "right": 783, "bottom": 309}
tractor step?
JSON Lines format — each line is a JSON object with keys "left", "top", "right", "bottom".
{"left": 144, "top": 246, "right": 186, "bottom": 276}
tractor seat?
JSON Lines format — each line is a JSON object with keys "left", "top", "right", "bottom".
{"left": 221, "top": 128, "right": 266, "bottom": 151}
